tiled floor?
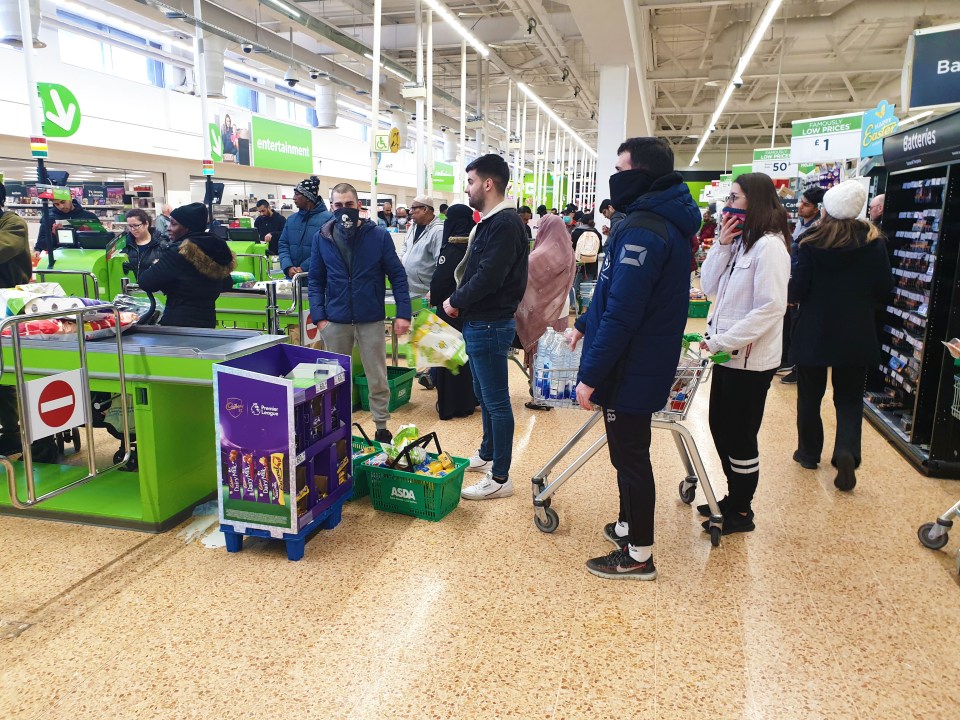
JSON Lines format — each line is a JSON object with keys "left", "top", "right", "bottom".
{"left": 3, "top": 328, "right": 960, "bottom": 719}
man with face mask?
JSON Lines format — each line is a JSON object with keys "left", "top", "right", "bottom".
{"left": 567, "top": 137, "right": 701, "bottom": 581}
{"left": 308, "top": 183, "right": 411, "bottom": 444}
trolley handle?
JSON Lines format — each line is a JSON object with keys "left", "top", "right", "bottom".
{"left": 386, "top": 432, "right": 442, "bottom": 470}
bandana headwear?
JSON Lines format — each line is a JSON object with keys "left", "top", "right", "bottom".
{"left": 294, "top": 175, "right": 321, "bottom": 204}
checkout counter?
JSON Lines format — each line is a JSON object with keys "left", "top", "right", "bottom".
{"left": 0, "top": 324, "right": 285, "bottom": 531}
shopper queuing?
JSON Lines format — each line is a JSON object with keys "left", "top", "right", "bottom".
{"left": 443, "top": 154, "right": 528, "bottom": 500}
{"left": 155, "top": 203, "right": 173, "bottom": 241}
{"left": 35, "top": 192, "right": 100, "bottom": 257}
{"left": 278, "top": 176, "right": 333, "bottom": 278}
{"left": 699, "top": 173, "right": 791, "bottom": 535}
{"left": 430, "top": 204, "right": 478, "bottom": 420}
{"left": 789, "top": 180, "right": 893, "bottom": 491}
{"left": 254, "top": 199, "right": 286, "bottom": 256}
{"left": 138, "top": 202, "right": 236, "bottom": 329}
{"left": 401, "top": 196, "right": 444, "bottom": 300}
{"left": 599, "top": 199, "right": 625, "bottom": 238}
{"left": 569, "top": 137, "right": 701, "bottom": 581}
{"left": 120, "top": 209, "right": 164, "bottom": 278}
{"left": 309, "top": 183, "right": 411, "bottom": 444}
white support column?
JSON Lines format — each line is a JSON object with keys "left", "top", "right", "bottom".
{"left": 370, "top": 0, "right": 382, "bottom": 215}
{"left": 415, "top": 0, "right": 425, "bottom": 195}
{"left": 459, "top": 39, "right": 466, "bottom": 203}
{"left": 532, "top": 109, "right": 541, "bottom": 209}
{"left": 520, "top": 97, "right": 528, "bottom": 205}
{"left": 593, "top": 65, "right": 629, "bottom": 221}
{"left": 18, "top": 0, "right": 42, "bottom": 136}
{"left": 426, "top": 8, "right": 434, "bottom": 195}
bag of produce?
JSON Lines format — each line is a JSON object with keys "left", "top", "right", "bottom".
{"left": 410, "top": 309, "right": 468, "bottom": 373}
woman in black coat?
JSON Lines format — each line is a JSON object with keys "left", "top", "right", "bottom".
{"left": 788, "top": 180, "right": 893, "bottom": 491}
{"left": 429, "top": 204, "right": 477, "bottom": 420}
{"left": 120, "top": 209, "right": 165, "bottom": 278}
{"left": 138, "top": 203, "right": 236, "bottom": 329}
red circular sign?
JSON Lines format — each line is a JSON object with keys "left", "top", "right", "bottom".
{"left": 38, "top": 380, "right": 76, "bottom": 428}
{"left": 305, "top": 314, "right": 319, "bottom": 341}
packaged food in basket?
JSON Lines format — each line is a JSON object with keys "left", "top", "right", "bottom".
{"left": 689, "top": 288, "right": 706, "bottom": 301}
{"left": 410, "top": 309, "right": 469, "bottom": 373}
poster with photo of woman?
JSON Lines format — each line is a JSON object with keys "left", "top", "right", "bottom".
{"left": 213, "top": 105, "right": 252, "bottom": 166}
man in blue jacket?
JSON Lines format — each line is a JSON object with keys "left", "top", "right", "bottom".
{"left": 568, "top": 137, "right": 701, "bottom": 581}
{"left": 278, "top": 176, "right": 332, "bottom": 278}
{"left": 308, "top": 182, "right": 411, "bottom": 444}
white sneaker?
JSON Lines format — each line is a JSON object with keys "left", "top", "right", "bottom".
{"left": 461, "top": 473, "right": 514, "bottom": 500}
{"left": 467, "top": 454, "right": 492, "bottom": 473}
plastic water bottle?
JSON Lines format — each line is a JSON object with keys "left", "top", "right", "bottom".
{"left": 538, "top": 329, "right": 556, "bottom": 399}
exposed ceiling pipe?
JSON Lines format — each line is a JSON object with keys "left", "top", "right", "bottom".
{"left": 623, "top": 0, "right": 652, "bottom": 135}
{"left": 709, "top": 0, "right": 960, "bottom": 80}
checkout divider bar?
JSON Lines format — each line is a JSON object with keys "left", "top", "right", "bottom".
{"left": 274, "top": 271, "right": 309, "bottom": 344}
{"left": 0, "top": 304, "right": 131, "bottom": 509}
{"left": 33, "top": 269, "right": 101, "bottom": 300}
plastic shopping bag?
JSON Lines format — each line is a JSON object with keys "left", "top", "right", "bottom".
{"left": 410, "top": 309, "right": 468, "bottom": 373}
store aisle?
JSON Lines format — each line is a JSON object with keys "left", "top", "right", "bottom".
{"left": 2, "top": 343, "right": 960, "bottom": 720}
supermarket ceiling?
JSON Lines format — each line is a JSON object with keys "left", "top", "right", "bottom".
{"left": 59, "top": 0, "right": 960, "bottom": 159}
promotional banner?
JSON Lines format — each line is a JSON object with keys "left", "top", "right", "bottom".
{"left": 251, "top": 116, "right": 313, "bottom": 174}
{"left": 861, "top": 101, "right": 899, "bottom": 157}
{"left": 432, "top": 162, "right": 455, "bottom": 193}
{"left": 211, "top": 104, "right": 252, "bottom": 166}
{"left": 752, "top": 148, "right": 797, "bottom": 178}
{"left": 908, "top": 24, "right": 960, "bottom": 110}
{"left": 791, "top": 112, "right": 863, "bottom": 163}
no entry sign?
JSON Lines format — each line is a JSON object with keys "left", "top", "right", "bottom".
{"left": 23, "top": 370, "right": 86, "bottom": 440}
{"left": 304, "top": 313, "right": 319, "bottom": 343}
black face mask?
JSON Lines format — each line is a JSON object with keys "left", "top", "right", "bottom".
{"left": 334, "top": 208, "right": 360, "bottom": 240}
{"left": 609, "top": 169, "right": 655, "bottom": 211}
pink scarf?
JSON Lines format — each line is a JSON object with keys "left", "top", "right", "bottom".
{"left": 516, "top": 214, "right": 576, "bottom": 352}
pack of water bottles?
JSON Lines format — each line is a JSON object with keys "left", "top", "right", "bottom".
{"left": 532, "top": 328, "right": 583, "bottom": 408}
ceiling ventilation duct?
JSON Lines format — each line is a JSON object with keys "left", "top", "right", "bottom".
{"left": 203, "top": 34, "right": 230, "bottom": 99}
{"left": 442, "top": 130, "right": 458, "bottom": 163}
{"left": 0, "top": 0, "right": 44, "bottom": 48}
{"left": 315, "top": 81, "right": 338, "bottom": 129}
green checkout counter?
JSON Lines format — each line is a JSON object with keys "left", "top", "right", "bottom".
{"left": 0, "top": 326, "right": 286, "bottom": 531}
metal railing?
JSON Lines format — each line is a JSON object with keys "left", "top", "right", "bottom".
{"left": 0, "top": 304, "right": 131, "bottom": 508}
{"left": 32, "top": 269, "right": 101, "bottom": 299}
{"left": 272, "top": 271, "right": 309, "bottom": 342}
{"left": 234, "top": 253, "right": 272, "bottom": 282}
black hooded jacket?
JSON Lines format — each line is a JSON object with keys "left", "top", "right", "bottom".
{"left": 35, "top": 199, "right": 100, "bottom": 253}
{"left": 788, "top": 224, "right": 893, "bottom": 367}
{"left": 138, "top": 231, "right": 236, "bottom": 328}
{"left": 121, "top": 228, "right": 165, "bottom": 278}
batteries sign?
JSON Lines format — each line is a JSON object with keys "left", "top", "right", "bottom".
{"left": 791, "top": 113, "right": 863, "bottom": 162}
{"left": 752, "top": 148, "right": 797, "bottom": 178}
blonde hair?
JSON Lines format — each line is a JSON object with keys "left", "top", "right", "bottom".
{"left": 799, "top": 216, "right": 880, "bottom": 250}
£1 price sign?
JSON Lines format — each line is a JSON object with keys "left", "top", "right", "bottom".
{"left": 790, "top": 112, "right": 863, "bottom": 163}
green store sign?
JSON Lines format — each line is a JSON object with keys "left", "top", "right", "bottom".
{"left": 251, "top": 117, "right": 313, "bottom": 173}
{"left": 432, "top": 162, "right": 455, "bottom": 193}
{"left": 38, "top": 83, "right": 82, "bottom": 138}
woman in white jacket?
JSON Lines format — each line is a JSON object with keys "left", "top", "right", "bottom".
{"left": 698, "top": 173, "right": 791, "bottom": 534}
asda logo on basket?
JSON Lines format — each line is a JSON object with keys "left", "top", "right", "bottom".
{"left": 390, "top": 486, "right": 416, "bottom": 502}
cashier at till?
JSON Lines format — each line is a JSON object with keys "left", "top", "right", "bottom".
{"left": 34, "top": 196, "right": 100, "bottom": 256}
{"left": 137, "top": 203, "right": 237, "bottom": 329}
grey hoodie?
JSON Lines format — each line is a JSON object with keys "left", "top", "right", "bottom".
{"left": 401, "top": 215, "right": 444, "bottom": 299}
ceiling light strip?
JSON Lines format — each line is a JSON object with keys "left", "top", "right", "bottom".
{"left": 424, "top": 0, "right": 489, "bottom": 57}
{"left": 689, "top": 0, "right": 784, "bottom": 166}
{"left": 518, "top": 83, "right": 595, "bottom": 157}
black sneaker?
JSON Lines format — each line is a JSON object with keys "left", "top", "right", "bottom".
{"left": 585, "top": 547, "right": 657, "bottom": 581}
{"left": 418, "top": 373, "right": 435, "bottom": 390}
{"left": 0, "top": 432, "right": 22, "bottom": 457}
{"left": 697, "top": 495, "right": 729, "bottom": 518}
{"left": 780, "top": 369, "right": 798, "bottom": 384}
{"left": 792, "top": 450, "right": 818, "bottom": 470}
{"left": 31, "top": 439, "right": 60, "bottom": 464}
{"left": 374, "top": 428, "right": 393, "bottom": 444}
{"left": 834, "top": 451, "right": 857, "bottom": 492}
{"left": 702, "top": 509, "right": 755, "bottom": 535}
{"left": 602, "top": 522, "right": 629, "bottom": 548}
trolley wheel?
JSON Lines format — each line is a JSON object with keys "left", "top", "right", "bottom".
{"left": 710, "top": 526, "right": 721, "bottom": 547}
{"left": 113, "top": 447, "right": 126, "bottom": 465}
{"left": 55, "top": 433, "right": 65, "bottom": 455}
{"left": 678, "top": 480, "right": 696, "bottom": 505}
{"left": 918, "top": 522, "right": 949, "bottom": 550}
{"left": 534, "top": 507, "right": 560, "bottom": 534}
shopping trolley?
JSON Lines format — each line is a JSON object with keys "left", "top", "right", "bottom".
{"left": 529, "top": 333, "right": 729, "bottom": 546}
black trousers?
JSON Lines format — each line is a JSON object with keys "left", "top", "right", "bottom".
{"left": 603, "top": 408, "right": 655, "bottom": 547}
{"left": 780, "top": 306, "right": 797, "bottom": 368}
{"left": 796, "top": 365, "right": 867, "bottom": 466}
{"left": 0, "top": 386, "right": 19, "bottom": 435}
{"left": 708, "top": 365, "right": 776, "bottom": 513}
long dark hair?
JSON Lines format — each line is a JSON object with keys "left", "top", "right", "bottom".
{"left": 735, "top": 173, "right": 790, "bottom": 253}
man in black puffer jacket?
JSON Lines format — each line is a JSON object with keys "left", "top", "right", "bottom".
{"left": 138, "top": 203, "right": 236, "bottom": 328}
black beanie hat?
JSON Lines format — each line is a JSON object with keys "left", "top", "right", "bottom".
{"left": 171, "top": 202, "right": 208, "bottom": 233}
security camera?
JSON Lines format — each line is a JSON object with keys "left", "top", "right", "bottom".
{"left": 284, "top": 66, "right": 300, "bottom": 87}
{"left": 240, "top": 43, "right": 253, "bottom": 54}
{"left": 309, "top": 70, "right": 320, "bottom": 80}
{"left": 527, "top": 18, "right": 537, "bottom": 34}
{"left": 732, "top": 77, "right": 743, "bottom": 89}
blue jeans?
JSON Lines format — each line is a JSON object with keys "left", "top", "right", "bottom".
{"left": 462, "top": 318, "right": 516, "bottom": 478}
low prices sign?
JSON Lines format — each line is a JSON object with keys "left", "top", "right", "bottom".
{"left": 752, "top": 148, "right": 797, "bottom": 178}
{"left": 23, "top": 370, "right": 86, "bottom": 441}
{"left": 791, "top": 112, "right": 863, "bottom": 163}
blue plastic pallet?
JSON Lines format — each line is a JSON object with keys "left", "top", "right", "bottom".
{"left": 221, "top": 496, "right": 345, "bottom": 561}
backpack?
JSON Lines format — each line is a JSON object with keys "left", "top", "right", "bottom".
{"left": 575, "top": 228, "right": 602, "bottom": 263}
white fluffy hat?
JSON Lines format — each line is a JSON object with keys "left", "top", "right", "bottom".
{"left": 822, "top": 180, "right": 867, "bottom": 220}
